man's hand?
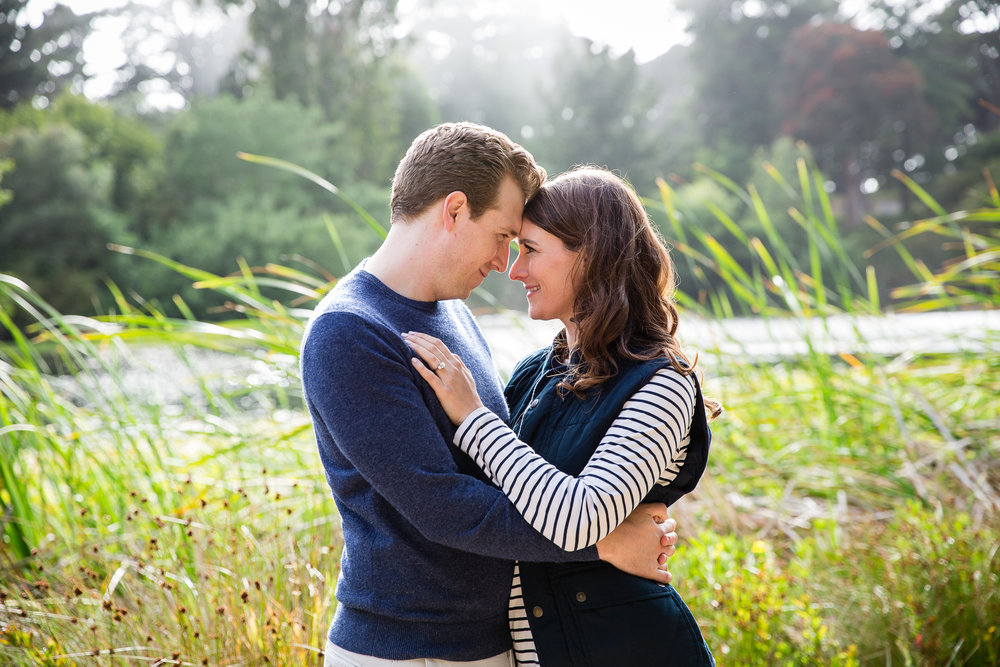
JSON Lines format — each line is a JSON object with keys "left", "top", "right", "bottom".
{"left": 596, "top": 503, "right": 677, "bottom": 584}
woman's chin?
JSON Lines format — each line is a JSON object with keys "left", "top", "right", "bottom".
{"left": 527, "top": 309, "right": 556, "bottom": 324}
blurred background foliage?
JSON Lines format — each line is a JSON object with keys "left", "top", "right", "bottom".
{"left": 1, "top": 0, "right": 998, "bottom": 325}
{"left": 1, "top": 1, "right": 999, "bottom": 664}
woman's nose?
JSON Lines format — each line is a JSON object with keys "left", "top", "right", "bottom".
{"left": 509, "top": 251, "right": 526, "bottom": 281}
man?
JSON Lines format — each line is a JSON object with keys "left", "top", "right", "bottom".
{"left": 301, "top": 122, "right": 676, "bottom": 666}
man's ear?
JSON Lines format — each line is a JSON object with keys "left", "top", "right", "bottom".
{"left": 441, "top": 190, "right": 468, "bottom": 231}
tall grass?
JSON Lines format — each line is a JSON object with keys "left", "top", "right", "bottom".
{"left": 0, "top": 263, "right": 338, "bottom": 665}
{"left": 650, "top": 158, "right": 999, "bottom": 664}
{"left": 1, "top": 157, "right": 998, "bottom": 665}
{"left": 650, "top": 158, "right": 999, "bottom": 519}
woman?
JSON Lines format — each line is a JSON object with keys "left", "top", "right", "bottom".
{"left": 404, "top": 166, "right": 720, "bottom": 666}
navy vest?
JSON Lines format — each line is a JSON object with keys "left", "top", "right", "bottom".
{"left": 505, "top": 347, "right": 714, "bottom": 667}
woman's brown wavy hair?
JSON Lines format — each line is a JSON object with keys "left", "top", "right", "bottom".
{"left": 522, "top": 166, "right": 722, "bottom": 419}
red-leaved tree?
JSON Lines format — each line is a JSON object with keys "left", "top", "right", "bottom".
{"left": 778, "top": 22, "right": 935, "bottom": 226}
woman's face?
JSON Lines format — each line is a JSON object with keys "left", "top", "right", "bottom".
{"left": 509, "top": 219, "right": 580, "bottom": 330}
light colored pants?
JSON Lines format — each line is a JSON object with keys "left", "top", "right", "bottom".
{"left": 324, "top": 641, "right": 513, "bottom": 667}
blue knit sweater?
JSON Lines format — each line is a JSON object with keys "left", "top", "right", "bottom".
{"left": 301, "top": 266, "right": 597, "bottom": 661}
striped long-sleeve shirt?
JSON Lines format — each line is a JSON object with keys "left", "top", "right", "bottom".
{"left": 453, "top": 368, "right": 697, "bottom": 665}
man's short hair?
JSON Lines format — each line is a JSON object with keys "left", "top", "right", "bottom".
{"left": 390, "top": 122, "right": 546, "bottom": 222}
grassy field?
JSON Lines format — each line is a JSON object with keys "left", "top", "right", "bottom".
{"left": 1, "top": 159, "right": 997, "bottom": 665}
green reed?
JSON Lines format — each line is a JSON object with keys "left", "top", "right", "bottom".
{"left": 0, "top": 249, "right": 341, "bottom": 663}
{"left": 1, "top": 156, "right": 996, "bottom": 664}
{"left": 649, "top": 157, "right": 999, "bottom": 665}
{"left": 650, "top": 157, "right": 999, "bottom": 513}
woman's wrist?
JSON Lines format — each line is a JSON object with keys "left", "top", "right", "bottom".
{"left": 453, "top": 407, "right": 493, "bottom": 452}
{"left": 456, "top": 399, "right": 484, "bottom": 424}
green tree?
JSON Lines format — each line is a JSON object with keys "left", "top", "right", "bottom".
{"left": 134, "top": 93, "right": 385, "bottom": 315}
{"left": 155, "top": 93, "right": 345, "bottom": 220}
{"left": 777, "top": 22, "right": 935, "bottom": 227}
{"left": 0, "top": 95, "right": 162, "bottom": 319}
{"left": 0, "top": 0, "right": 93, "bottom": 109}
{"left": 217, "top": 0, "right": 423, "bottom": 182}
{"left": 869, "top": 0, "right": 999, "bottom": 130}
{"left": 0, "top": 125, "right": 132, "bottom": 318}
{"left": 1, "top": 94, "right": 164, "bottom": 233}
{"left": 955, "top": 0, "right": 1000, "bottom": 132}
{"left": 533, "top": 38, "right": 665, "bottom": 191}
{"left": 675, "top": 0, "right": 838, "bottom": 183}
{"left": 103, "top": 0, "right": 248, "bottom": 105}
{"left": 404, "top": 12, "right": 566, "bottom": 143}
{"left": 858, "top": 1, "right": 973, "bottom": 134}
{"left": 850, "top": 0, "right": 999, "bottom": 191}
{"left": 53, "top": 95, "right": 161, "bottom": 215}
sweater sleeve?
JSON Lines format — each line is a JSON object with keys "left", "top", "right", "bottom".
{"left": 302, "top": 311, "right": 598, "bottom": 560}
{"left": 453, "top": 369, "right": 696, "bottom": 551}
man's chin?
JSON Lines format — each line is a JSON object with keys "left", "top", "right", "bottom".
{"left": 445, "top": 286, "right": 476, "bottom": 301}
{"left": 465, "top": 277, "right": 487, "bottom": 298}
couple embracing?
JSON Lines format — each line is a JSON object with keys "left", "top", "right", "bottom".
{"left": 301, "top": 122, "right": 720, "bottom": 667}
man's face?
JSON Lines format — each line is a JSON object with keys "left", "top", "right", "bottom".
{"left": 444, "top": 176, "right": 524, "bottom": 299}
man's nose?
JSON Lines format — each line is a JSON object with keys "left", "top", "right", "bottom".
{"left": 491, "top": 242, "right": 511, "bottom": 273}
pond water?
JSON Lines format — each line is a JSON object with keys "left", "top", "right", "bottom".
{"left": 478, "top": 308, "right": 1000, "bottom": 372}
{"left": 49, "top": 309, "right": 1000, "bottom": 412}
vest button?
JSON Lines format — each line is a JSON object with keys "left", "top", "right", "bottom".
{"left": 529, "top": 398, "right": 539, "bottom": 408}
{"left": 575, "top": 592, "right": 587, "bottom": 603}
{"left": 532, "top": 606, "right": 543, "bottom": 618}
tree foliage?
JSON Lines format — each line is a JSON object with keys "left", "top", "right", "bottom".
{"left": 1, "top": 94, "right": 163, "bottom": 227}
{"left": 845, "top": 0, "right": 1000, "bottom": 193}
{"left": 218, "top": 0, "right": 424, "bottom": 182}
{"left": 127, "top": 92, "right": 387, "bottom": 315}
{"left": 0, "top": 0, "right": 997, "bottom": 324}
{"left": 777, "top": 22, "right": 935, "bottom": 226}
{"left": 100, "top": 0, "right": 249, "bottom": 106}
{"left": 402, "top": 13, "right": 584, "bottom": 140}
{"left": 0, "top": 95, "right": 165, "bottom": 322}
{"left": 674, "top": 0, "right": 839, "bottom": 182}
{"left": 0, "top": 156, "right": 11, "bottom": 208}
{"left": 0, "top": 124, "right": 133, "bottom": 317}
{"left": 155, "top": 93, "right": 342, "bottom": 219}
{"left": 858, "top": 1, "right": 976, "bottom": 137}
{"left": 533, "top": 38, "right": 665, "bottom": 191}
{"left": 0, "top": 0, "right": 93, "bottom": 109}
{"left": 888, "top": 1, "right": 999, "bottom": 131}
